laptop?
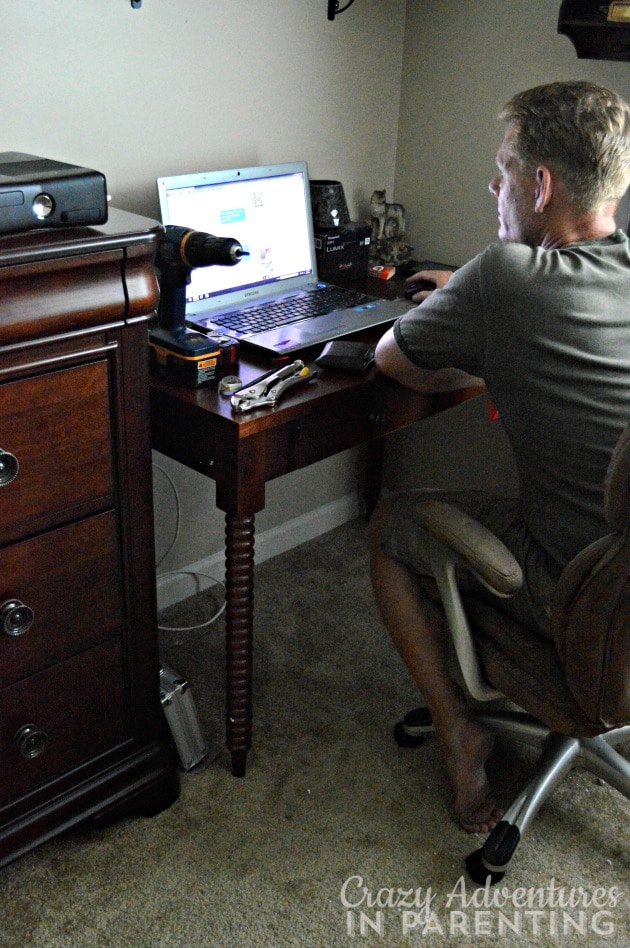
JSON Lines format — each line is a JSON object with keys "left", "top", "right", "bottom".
{"left": 156, "top": 161, "right": 410, "bottom": 354}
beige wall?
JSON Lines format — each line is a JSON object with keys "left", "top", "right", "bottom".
{"left": 385, "top": 0, "right": 630, "bottom": 495}
{"left": 0, "top": 1, "right": 407, "bottom": 574}
{"left": 396, "top": 0, "right": 630, "bottom": 266}
{"left": 3, "top": 2, "right": 629, "bottom": 572}
{"left": 2, "top": 2, "right": 406, "bottom": 222}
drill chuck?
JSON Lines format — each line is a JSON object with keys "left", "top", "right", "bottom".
{"left": 176, "top": 226, "right": 246, "bottom": 268}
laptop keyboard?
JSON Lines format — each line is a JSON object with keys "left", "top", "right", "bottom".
{"left": 214, "top": 285, "right": 372, "bottom": 335}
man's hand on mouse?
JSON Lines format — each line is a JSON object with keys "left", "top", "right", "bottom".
{"left": 404, "top": 269, "right": 453, "bottom": 302}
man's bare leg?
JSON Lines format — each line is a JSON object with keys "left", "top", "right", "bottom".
{"left": 369, "top": 505, "right": 502, "bottom": 834}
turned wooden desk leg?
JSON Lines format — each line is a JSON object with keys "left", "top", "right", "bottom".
{"left": 363, "top": 436, "right": 385, "bottom": 519}
{"left": 224, "top": 512, "right": 255, "bottom": 777}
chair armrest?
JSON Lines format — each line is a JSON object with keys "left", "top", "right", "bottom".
{"left": 412, "top": 499, "right": 523, "bottom": 598}
{"left": 411, "top": 498, "right": 521, "bottom": 702}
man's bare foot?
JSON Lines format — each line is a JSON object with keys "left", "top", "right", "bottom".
{"left": 438, "top": 718, "right": 503, "bottom": 834}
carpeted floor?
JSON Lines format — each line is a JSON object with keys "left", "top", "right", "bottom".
{"left": 1, "top": 519, "right": 628, "bottom": 947}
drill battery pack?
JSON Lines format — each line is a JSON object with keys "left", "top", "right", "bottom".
{"left": 149, "top": 327, "right": 239, "bottom": 388}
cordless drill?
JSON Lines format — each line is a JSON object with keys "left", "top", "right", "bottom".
{"left": 149, "top": 224, "right": 247, "bottom": 386}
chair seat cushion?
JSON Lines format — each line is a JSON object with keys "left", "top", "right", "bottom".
{"left": 465, "top": 599, "right": 605, "bottom": 736}
{"left": 551, "top": 531, "right": 630, "bottom": 729}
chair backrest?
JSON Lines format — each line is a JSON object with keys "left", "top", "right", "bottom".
{"left": 551, "top": 422, "right": 630, "bottom": 730}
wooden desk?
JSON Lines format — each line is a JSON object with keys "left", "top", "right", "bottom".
{"left": 150, "top": 275, "right": 480, "bottom": 776}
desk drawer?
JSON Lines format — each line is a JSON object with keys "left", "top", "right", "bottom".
{"left": 264, "top": 397, "right": 374, "bottom": 479}
{"left": 0, "top": 637, "right": 128, "bottom": 805}
{"left": 0, "top": 359, "right": 114, "bottom": 544}
{"left": 0, "top": 512, "right": 122, "bottom": 687}
{"left": 261, "top": 378, "right": 434, "bottom": 480}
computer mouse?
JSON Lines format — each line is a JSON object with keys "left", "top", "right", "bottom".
{"left": 403, "top": 278, "right": 436, "bottom": 300}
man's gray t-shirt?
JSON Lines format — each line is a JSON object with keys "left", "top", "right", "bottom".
{"left": 393, "top": 231, "right": 630, "bottom": 568}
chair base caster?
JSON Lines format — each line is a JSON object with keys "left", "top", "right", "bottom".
{"left": 465, "top": 820, "right": 521, "bottom": 885}
{"left": 393, "top": 706, "right": 433, "bottom": 748}
{"left": 464, "top": 847, "right": 505, "bottom": 886}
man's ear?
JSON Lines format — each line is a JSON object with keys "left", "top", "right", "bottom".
{"left": 534, "top": 165, "right": 553, "bottom": 213}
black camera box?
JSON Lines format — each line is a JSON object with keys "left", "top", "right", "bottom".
{"left": 314, "top": 220, "right": 371, "bottom": 284}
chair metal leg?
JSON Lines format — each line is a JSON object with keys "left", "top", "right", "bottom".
{"left": 579, "top": 735, "right": 630, "bottom": 798}
{"left": 601, "top": 724, "right": 630, "bottom": 748}
{"left": 474, "top": 708, "right": 550, "bottom": 748}
{"left": 500, "top": 735, "right": 580, "bottom": 834}
{"left": 395, "top": 707, "right": 630, "bottom": 884}
{"left": 466, "top": 735, "right": 581, "bottom": 885}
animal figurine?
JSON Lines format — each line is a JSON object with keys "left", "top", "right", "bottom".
{"left": 370, "top": 189, "right": 406, "bottom": 241}
{"left": 369, "top": 189, "right": 412, "bottom": 266}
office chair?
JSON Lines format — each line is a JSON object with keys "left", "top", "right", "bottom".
{"left": 394, "top": 421, "right": 630, "bottom": 884}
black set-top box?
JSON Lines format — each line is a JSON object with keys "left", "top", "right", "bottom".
{"left": 314, "top": 220, "right": 371, "bottom": 284}
{"left": 0, "top": 151, "right": 108, "bottom": 235}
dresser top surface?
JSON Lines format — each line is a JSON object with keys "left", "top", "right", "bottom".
{"left": 0, "top": 208, "right": 163, "bottom": 267}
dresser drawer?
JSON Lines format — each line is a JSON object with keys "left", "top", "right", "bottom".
{"left": 0, "top": 359, "right": 114, "bottom": 544}
{"left": 0, "top": 511, "right": 122, "bottom": 687}
{"left": 0, "top": 638, "right": 129, "bottom": 805}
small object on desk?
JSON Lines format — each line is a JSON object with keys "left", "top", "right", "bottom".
{"left": 369, "top": 264, "right": 396, "bottom": 280}
{"left": 309, "top": 179, "right": 350, "bottom": 229}
{"left": 403, "top": 278, "right": 436, "bottom": 300}
{"left": 149, "top": 331, "right": 226, "bottom": 388}
{"left": 314, "top": 220, "right": 371, "bottom": 286}
{"left": 230, "top": 360, "right": 317, "bottom": 414}
{"left": 315, "top": 340, "right": 375, "bottom": 373}
{"left": 369, "top": 189, "right": 413, "bottom": 267}
{"left": 219, "top": 375, "right": 243, "bottom": 394}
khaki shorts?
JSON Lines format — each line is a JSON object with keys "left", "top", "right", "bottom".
{"left": 379, "top": 489, "right": 560, "bottom": 636}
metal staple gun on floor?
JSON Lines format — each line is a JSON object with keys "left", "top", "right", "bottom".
{"left": 230, "top": 360, "right": 317, "bottom": 414}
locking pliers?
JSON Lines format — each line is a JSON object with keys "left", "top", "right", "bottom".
{"left": 230, "top": 360, "right": 317, "bottom": 413}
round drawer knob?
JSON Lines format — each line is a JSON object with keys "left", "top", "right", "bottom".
{"left": 1, "top": 599, "right": 35, "bottom": 637}
{"left": 0, "top": 449, "right": 19, "bottom": 487}
{"left": 14, "top": 724, "right": 49, "bottom": 760}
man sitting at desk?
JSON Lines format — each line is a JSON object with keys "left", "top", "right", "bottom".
{"left": 368, "top": 81, "right": 630, "bottom": 833}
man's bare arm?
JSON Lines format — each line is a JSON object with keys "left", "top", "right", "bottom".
{"left": 375, "top": 327, "right": 485, "bottom": 393}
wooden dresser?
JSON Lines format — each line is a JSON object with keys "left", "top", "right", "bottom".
{"left": 0, "top": 209, "right": 179, "bottom": 868}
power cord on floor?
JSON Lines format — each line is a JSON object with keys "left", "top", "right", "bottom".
{"left": 156, "top": 570, "right": 226, "bottom": 632}
{"left": 153, "top": 463, "right": 226, "bottom": 632}
{"left": 154, "top": 463, "right": 181, "bottom": 570}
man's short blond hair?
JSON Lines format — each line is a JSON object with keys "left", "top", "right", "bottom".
{"left": 500, "top": 81, "right": 630, "bottom": 211}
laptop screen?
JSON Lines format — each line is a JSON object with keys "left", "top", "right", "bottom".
{"left": 157, "top": 162, "right": 317, "bottom": 317}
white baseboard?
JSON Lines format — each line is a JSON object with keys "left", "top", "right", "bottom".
{"left": 156, "top": 491, "right": 361, "bottom": 611}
